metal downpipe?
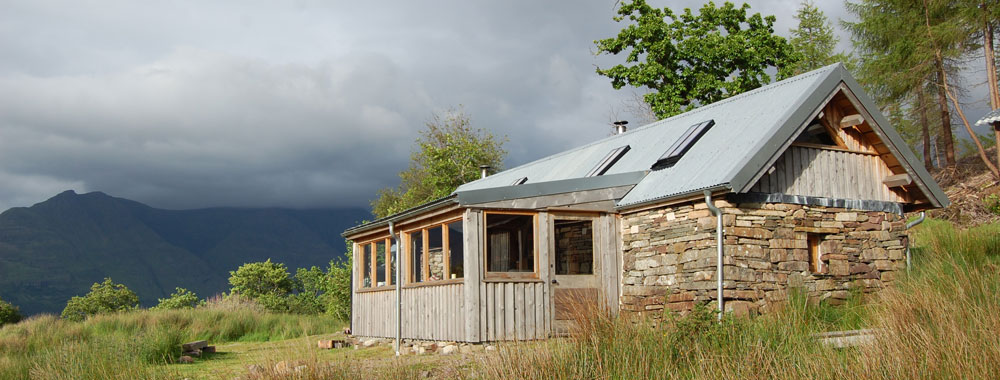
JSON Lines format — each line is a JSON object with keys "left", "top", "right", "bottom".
{"left": 704, "top": 190, "right": 725, "bottom": 321}
{"left": 389, "top": 221, "right": 401, "bottom": 356}
{"left": 905, "top": 212, "right": 926, "bottom": 273}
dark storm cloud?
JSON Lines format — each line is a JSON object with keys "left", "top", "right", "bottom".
{"left": 0, "top": 0, "right": 989, "bottom": 210}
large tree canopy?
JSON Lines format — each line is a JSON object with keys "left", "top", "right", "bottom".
{"left": 371, "top": 108, "right": 506, "bottom": 219}
{"left": 594, "top": 0, "right": 799, "bottom": 119}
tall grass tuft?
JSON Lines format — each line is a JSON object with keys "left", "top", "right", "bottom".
{"left": 0, "top": 303, "right": 343, "bottom": 379}
{"left": 483, "top": 219, "right": 1000, "bottom": 379}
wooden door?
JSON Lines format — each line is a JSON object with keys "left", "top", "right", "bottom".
{"left": 550, "top": 214, "right": 602, "bottom": 335}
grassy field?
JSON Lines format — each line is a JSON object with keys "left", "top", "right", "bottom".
{"left": 1, "top": 219, "right": 997, "bottom": 379}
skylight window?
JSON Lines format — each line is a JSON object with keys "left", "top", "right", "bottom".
{"left": 586, "top": 145, "right": 631, "bottom": 177}
{"left": 652, "top": 119, "right": 715, "bottom": 170}
{"left": 511, "top": 177, "right": 528, "bottom": 186}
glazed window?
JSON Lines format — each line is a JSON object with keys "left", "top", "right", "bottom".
{"left": 375, "top": 240, "right": 387, "bottom": 286}
{"left": 448, "top": 221, "right": 464, "bottom": 279}
{"left": 428, "top": 226, "right": 445, "bottom": 281}
{"left": 357, "top": 237, "right": 393, "bottom": 289}
{"left": 485, "top": 212, "right": 537, "bottom": 276}
{"left": 554, "top": 219, "right": 594, "bottom": 275}
{"left": 409, "top": 231, "right": 424, "bottom": 283}
{"left": 360, "top": 243, "right": 372, "bottom": 288}
{"left": 405, "top": 218, "right": 464, "bottom": 284}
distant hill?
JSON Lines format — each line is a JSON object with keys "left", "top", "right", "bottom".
{"left": 0, "top": 190, "right": 370, "bottom": 315}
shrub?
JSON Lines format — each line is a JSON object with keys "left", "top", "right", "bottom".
{"left": 152, "top": 288, "right": 201, "bottom": 310}
{"left": 325, "top": 243, "right": 353, "bottom": 321}
{"left": 61, "top": 278, "right": 139, "bottom": 322}
{"left": 0, "top": 297, "right": 22, "bottom": 326}
{"left": 229, "top": 259, "right": 293, "bottom": 299}
{"left": 985, "top": 194, "right": 1000, "bottom": 215}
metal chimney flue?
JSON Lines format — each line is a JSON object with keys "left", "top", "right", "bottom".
{"left": 479, "top": 165, "right": 491, "bottom": 179}
{"left": 613, "top": 120, "right": 628, "bottom": 135}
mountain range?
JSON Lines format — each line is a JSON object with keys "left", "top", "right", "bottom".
{"left": 0, "top": 190, "right": 369, "bottom": 315}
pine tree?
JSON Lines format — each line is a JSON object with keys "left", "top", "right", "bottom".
{"left": 789, "top": 1, "right": 853, "bottom": 74}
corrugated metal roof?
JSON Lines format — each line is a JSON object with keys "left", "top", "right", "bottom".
{"left": 453, "top": 63, "right": 949, "bottom": 210}
{"left": 976, "top": 108, "right": 1000, "bottom": 126}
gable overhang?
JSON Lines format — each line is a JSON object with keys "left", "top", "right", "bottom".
{"left": 728, "top": 64, "right": 949, "bottom": 211}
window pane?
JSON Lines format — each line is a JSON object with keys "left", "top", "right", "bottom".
{"left": 448, "top": 221, "right": 464, "bottom": 279}
{"left": 486, "top": 214, "right": 535, "bottom": 273}
{"left": 555, "top": 220, "right": 594, "bottom": 275}
{"left": 409, "top": 231, "right": 424, "bottom": 283}
{"left": 389, "top": 239, "right": 396, "bottom": 285}
{"left": 361, "top": 243, "right": 371, "bottom": 287}
{"left": 375, "top": 241, "right": 386, "bottom": 286}
{"left": 428, "top": 226, "right": 444, "bottom": 280}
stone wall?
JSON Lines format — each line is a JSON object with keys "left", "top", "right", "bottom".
{"left": 620, "top": 199, "right": 907, "bottom": 318}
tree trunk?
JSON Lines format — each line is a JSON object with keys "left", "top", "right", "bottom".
{"left": 919, "top": 89, "right": 933, "bottom": 170}
{"left": 934, "top": 68, "right": 957, "bottom": 167}
{"left": 985, "top": 17, "right": 1000, "bottom": 176}
{"left": 943, "top": 81, "right": 1000, "bottom": 179}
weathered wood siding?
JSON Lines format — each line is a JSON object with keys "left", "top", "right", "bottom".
{"left": 352, "top": 290, "right": 394, "bottom": 338}
{"left": 353, "top": 285, "right": 465, "bottom": 341}
{"left": 480, "top": 281, "right": 550, "bottom": 340}
{"left": 750, "top": 145, "right": 904, "bottom": 202}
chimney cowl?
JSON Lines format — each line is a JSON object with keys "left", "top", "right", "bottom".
{"left": 479, "top": 165, "right": 491, "bottom": 179}
{"left": 613, "top": 120, "right": 628, "bottom": 135}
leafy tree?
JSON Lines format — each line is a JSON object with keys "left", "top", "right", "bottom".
{"left": 61, "top": 278, "right": 139, "bottom": 322}
{"left": 228, "top": 259, "right": 294, "bottom": 303}
{"left": 789, "top": 1, "right": 855, "bottom": 74}
{"left": 152, "top": 287, "right": 201, "bottom": 310}
{"left": 594, "top": 0, "right": 799, "bottom": 119}
{"left": 287, "top": 266, "right": 328, "bottom": 314}
{"left": 371, "top": 107, "right": 506, "bottom": 218}
{"left": 324, "top": 242, "right": 354, "bottom": 321}
{"left": 0, "top": 296, "right": 22, "bottom": 326}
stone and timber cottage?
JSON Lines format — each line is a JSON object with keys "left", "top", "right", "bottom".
{"left": 342, "top": 63, "right": 949, "bottom": 343}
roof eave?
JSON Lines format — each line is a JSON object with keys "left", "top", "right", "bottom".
{"left": 341, "top": 195, "right": 459, "bottom": 238}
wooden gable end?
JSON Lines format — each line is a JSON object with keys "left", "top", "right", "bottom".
{"left": 747, "top": 85, "right": 931, "bottom": 206}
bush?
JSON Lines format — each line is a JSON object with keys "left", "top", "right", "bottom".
{"left": 0, "top": 297, "right": 22, "bottom": 326}
{"left": 152, "top": 288, "right": 201, "bottom": 310}
{"left": 985, "top": 194, "right": 1000, "bottom": 215}
{"left": 229, "top": 259, "right": 294, "bottom": 299}
{"left": 61, "top": 278, "right": 139, "bottom": 322}
{"left": 325, "top": 243, "right": 353, "bottom": 321}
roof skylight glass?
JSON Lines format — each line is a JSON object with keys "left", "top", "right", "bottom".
{"left": 652, "top": 119, "right": 715, "bottom": 170}
{"left": 586, "top": 145, "right": 631, "bottom": 177}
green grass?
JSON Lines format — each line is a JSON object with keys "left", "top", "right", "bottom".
{"left": 0, "top": 305, "right": 343, "bottom": 379}
{"left": 482, "top": 218, "right": 1000, "bottom": 379}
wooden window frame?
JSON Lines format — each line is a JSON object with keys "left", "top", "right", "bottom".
{"left": 483, "top": 211, "right": 540, "bottom": 281}
{"left": 808, "top": 233, "right": 829, "bottom": 274}
{"left": 356, "top": 236, "right": 395, "bottom": 292}
{"left": 402, "top": 217, "right": 464, "bottom": 288}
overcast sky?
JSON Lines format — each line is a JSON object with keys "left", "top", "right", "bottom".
{"left": 0, "top": 1, "right": 992, "bottom": 211}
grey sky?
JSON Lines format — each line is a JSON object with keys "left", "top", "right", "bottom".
{"left": 0, "top": 1, "right": 991, "bottom": 211}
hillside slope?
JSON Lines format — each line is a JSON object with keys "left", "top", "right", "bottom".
{"left": 0, "top": 190, "right": 369, "bottom": 315}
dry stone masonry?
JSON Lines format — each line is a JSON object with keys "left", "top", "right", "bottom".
{"left": 620, "top": 199, "right": 907, "bottom": 319}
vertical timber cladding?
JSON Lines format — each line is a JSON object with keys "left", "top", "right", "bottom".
{"left": 619, "top": 199, "right": 908, "bottom": 319}
{"left": 477, "top": 210, "right": 552, "bottom": 341}
{"left": 750, "top": 145, "right": 907, "bottom": 203}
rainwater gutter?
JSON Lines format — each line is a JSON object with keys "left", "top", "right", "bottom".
{"left": 704, "top": 190, "right": 725, "bottom": 321}
{"left": 905, "top": 212, "right": 926, "bottom": 273}
{"left": 389, "top": 221, "right": 401, "bottom": 356}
